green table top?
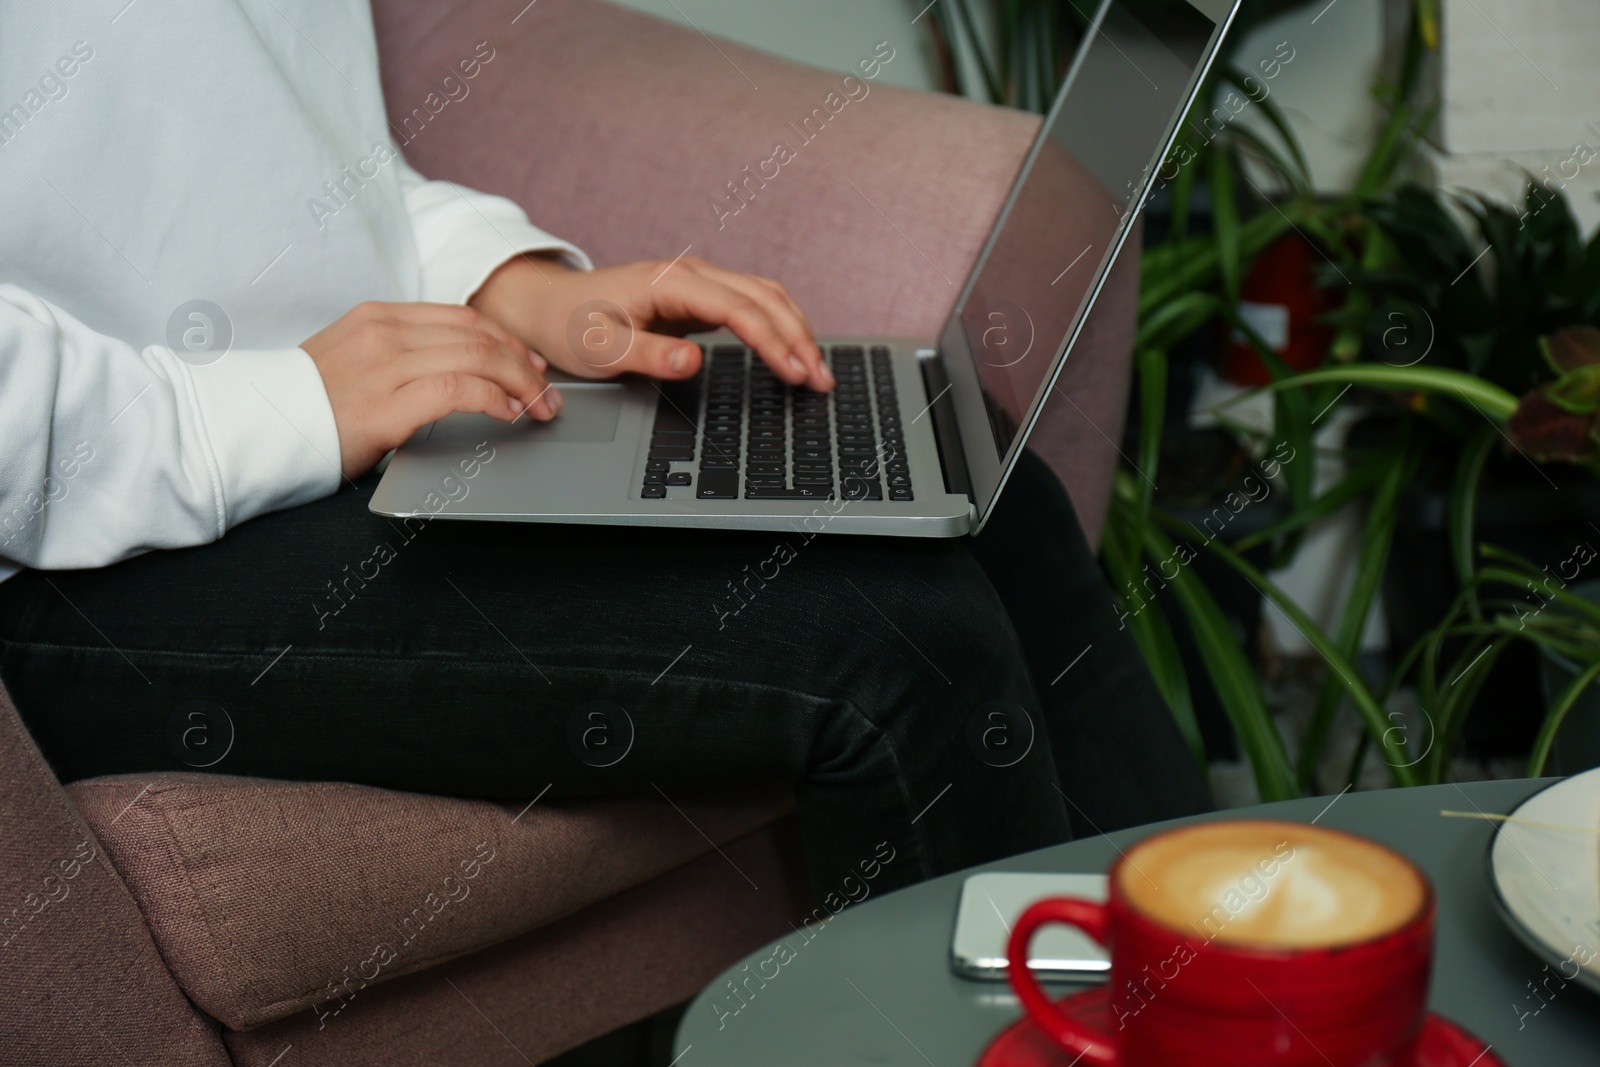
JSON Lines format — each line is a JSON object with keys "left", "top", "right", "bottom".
{"left": 676, "top": 779, "right": 1600, "bottom": 1066}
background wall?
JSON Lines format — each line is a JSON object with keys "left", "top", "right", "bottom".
{"left": 1423, "top": 0, "right": 1600, "bottom": 233}
{"left": 609, "top": 0, "right": 1387, "bottom": 196}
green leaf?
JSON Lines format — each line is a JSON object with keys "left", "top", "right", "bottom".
{"left": 1101, "top": 491, "right": 1205, "bottom": 769}
{"left": 1429, "top": 634, "right": 1513, "bottom": 782}
{"left": 1448, "top": 425, "right": 1496, "bottom": 619}
{"left": 1137, "top": 291, "right": 1223, "bottom": 352}
{"left": 1547, "top": 366, "right": 1600, "bottom": 414}
{"left": 1211, "top": 149, "right": 1243, "bottom": 303}
{"left": 1236, "top": 364, "right": 1521, "bottom": 422}
{"left": 1224, "top": 124, "right": 1310, "bottom": 199}
{"left": 1169, "top": 133, "right": 1200, "bottom": 242}
{"left": 1139, "top": 517, "right": 1300, "bottom": 800}
{"left": 1140, "top": 210, "right": 1290, "bottom": 317}
{"left": 1296, "top": 434, "right": 1418, "bottom": 789}
{"left": 1134, "top": 347, "right": 1167, "bottom": 535}
{"left": 1169, "top": 518, "right": 1423, "bottom": 787}
{"left": 1232, "top": 451, "right": 1389, "bottom": 552}
{"left": 1217, "top": 66, "right": 1312, "bottom": 192}
{"left": 1527, "top": 658, "right": 1600, "bottom": 776}
{"left": 1536, "top": 326, "right": 1600, "bottom": 375}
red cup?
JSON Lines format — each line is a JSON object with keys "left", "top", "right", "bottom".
{"left": 1005, "top": 821, "right": 1436, "bottom": 1067}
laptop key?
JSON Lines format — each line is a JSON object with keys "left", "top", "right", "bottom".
{"left": 697, "top": 470, "right": 739, "bottom": 499}
{"left": 666, "top": 472, "right": 693, "bottom": 486}
{"left": 644, "top": 471, "right": 667, "bottom": 485}
{"left": 649, "top": 445, "right": 694, "bottom": 461}
{"left": 889, "top": 487, "right": 914, "bottom": 502}
{"left": 840, "top": 478, "right": 883, "bottom": 501}
{"left": 641, "top": 484, "right": 667, "bottom": 499}
{"left": 646, "top": 459, "right": 671, "bottom": 473}
{"left": 746, "top": 485, "right": 833, "bottom": 500}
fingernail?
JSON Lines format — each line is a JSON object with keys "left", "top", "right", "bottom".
{"left": 547, "top": 387, "right": 564, "bottom": 414}
{"left": 529, "top": 351, "right": 548, "bottom": 371}
{"left": 787, "top": 354, "right": 807, "bottom": 377}
{"left": 820, "top": 362, "right": 836, "bottom": 388}
{"left": 508, "top": 396, "right": 523, "bottom": 417}
{"left": 669, "top": 345, "right": 693, "bottom": 374}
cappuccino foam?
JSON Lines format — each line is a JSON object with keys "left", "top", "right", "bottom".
{"left": 1119, "top": 821, "right": 1425, "bottom": 949}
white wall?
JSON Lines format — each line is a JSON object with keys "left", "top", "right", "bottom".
{"left": 1423, "top": 0, "right": 1600, "bottom": 233}
{"left": 1230, "top": 0, "right": 1386, "bottom": 194}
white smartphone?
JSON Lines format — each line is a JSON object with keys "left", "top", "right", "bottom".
{"left": 950, "top": 872, "right": 1111, "bottom": 981}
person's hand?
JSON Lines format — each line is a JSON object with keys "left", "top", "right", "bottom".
{"left": 301, "top": 301, "right": 559, "bottom": 479}
{"left": 468, "top": 253, "right": 835, "bottom": 393}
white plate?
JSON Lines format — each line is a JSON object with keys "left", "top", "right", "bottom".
{"left": 1488, "top": 769, "right": 1600, "bottom": 995}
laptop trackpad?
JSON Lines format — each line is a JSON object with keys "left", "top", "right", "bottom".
{"left": 426, "top": 383, "right": 625, "bottom": 445}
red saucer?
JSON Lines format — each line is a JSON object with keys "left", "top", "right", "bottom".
{"left": 978, "top": 987, "right": 1504, "bottom": 1067}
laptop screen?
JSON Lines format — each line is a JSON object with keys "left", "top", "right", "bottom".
{"left": 941, "top": 0, "right": 1235, "bottom": 527}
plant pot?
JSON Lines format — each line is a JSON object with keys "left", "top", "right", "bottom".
{"left": 1538, "top": 580, "right": 1600, "bottom": 775}
{"left": 1217, "top": 233, "right": 1338, "bottom": 386}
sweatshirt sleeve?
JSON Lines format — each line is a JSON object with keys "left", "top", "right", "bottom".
{"left": 396, "top": 159, "right": 593, "bottom": 304}
{"left": 0, "top": 285, "right": 343, "bottom": 571}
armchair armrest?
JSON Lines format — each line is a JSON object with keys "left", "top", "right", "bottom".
{"left": 0, "top": 682, "right": 228, "bottom": 1064}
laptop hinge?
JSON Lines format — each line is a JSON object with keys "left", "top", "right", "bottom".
{"left": 918, "top": 351, "right": 972, "bottom": 500}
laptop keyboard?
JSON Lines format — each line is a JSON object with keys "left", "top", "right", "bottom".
{"left": 641, "top": 343, "right": 913, "bottom": 502}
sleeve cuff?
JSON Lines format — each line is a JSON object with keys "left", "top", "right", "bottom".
{"left": 184, "top": 347, "right": 344, "bottom": 528}
{"left": 405, "top": 179, "right": 593, "bottom": 305}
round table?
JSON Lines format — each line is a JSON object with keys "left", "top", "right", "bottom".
{"left": 675, "top": 779, "right": 1600, "bottom": 1066}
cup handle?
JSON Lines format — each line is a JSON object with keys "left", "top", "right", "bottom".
{"left": 1006, "top": 897, "right": 1120, "bottom": 1066}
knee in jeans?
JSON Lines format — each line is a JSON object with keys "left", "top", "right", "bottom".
{"left": 838, "top": 564, "right": 1033, "bottom": 738}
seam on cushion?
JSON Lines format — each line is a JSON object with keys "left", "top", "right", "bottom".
{"left": 161, "top": 781, "right": 479, "bottom": 1025}
{"left": 73, "top": 782, "right": 261, "bottom": 1028}
{"left": 161, "top": 801, "right": 277, "bottom": 1027}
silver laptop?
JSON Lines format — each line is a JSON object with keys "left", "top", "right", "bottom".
{"left": 371, "top": 0, "right": 1240, "bottom": 537}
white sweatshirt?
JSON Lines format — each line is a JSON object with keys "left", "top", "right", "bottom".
{"left": 0, "top": 1, "right": 588, "bottom": 581}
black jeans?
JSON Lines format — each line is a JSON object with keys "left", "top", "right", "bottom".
{"left": 0, "top": 449, "right": 1208, "bottom": 898}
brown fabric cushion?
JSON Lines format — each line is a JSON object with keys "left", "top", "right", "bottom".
{"left": 223, "top": 819, "right": 810, "bottom": 1066}
{"left": 370, "top": 0, "right": 1137, "bottom": 545}
{"left": 68, "top": 772, "right": 792, "bottom": 1031}
{"left": 0, "top": 687, "right": 230, "bottom": 1066}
